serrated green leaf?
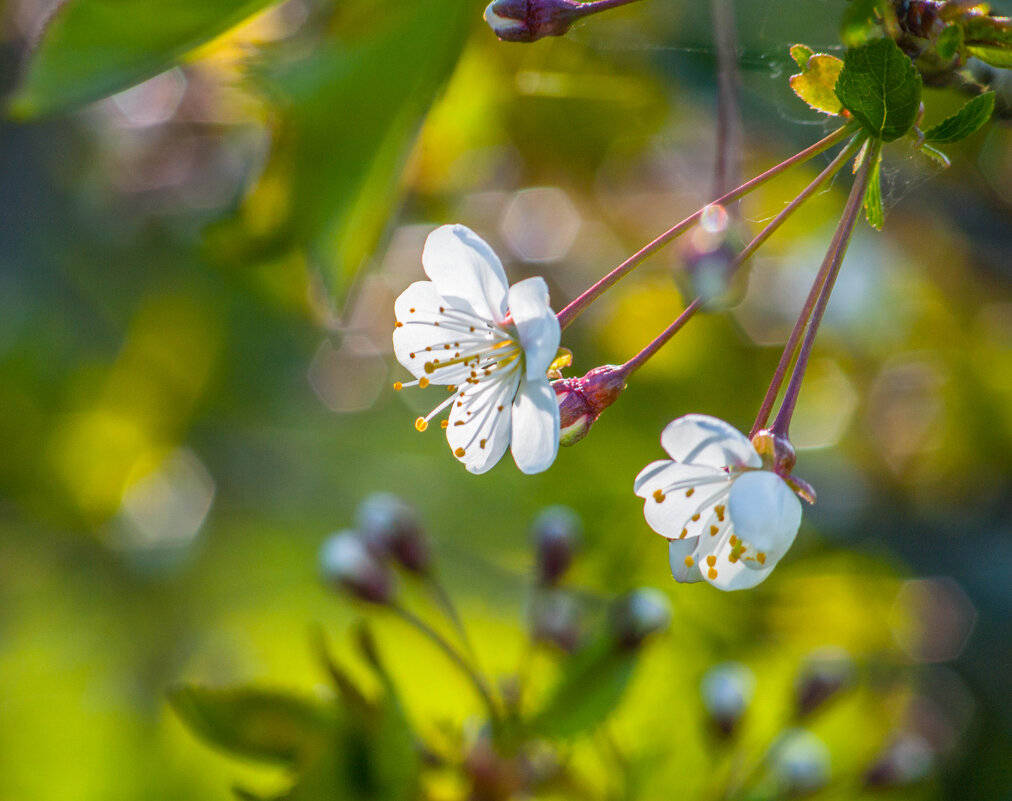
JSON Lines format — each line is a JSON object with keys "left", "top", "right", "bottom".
{"left": 863, "top": 151, "right": 884, "bottom": 230}
{"left": 168, "top": 685, "right": 336, "bottom": 766}
{"left": 936, "top": 24, "right": 964, "bottom": 60}
{"left": 834, "top": 38, "right": 922, "bottom": 142}
{"left": 924, "top": 92, "right": 995, "bottom": 143}
{"left": 789, "top": 50, "right": 845, "bottom": 115}
{"left": 531, "top": 634, "right": 637, "bottom": 738}
{"left": 7, "top": 0, "right": 278, "bottom": 119}
{"left": 790, "top": 44, "right": 814, "bottom": 69}
{"left": 206, "top": 0, "right": 470, "bottom": 301}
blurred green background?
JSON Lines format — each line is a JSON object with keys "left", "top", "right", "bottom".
{"left": 0, "top": 0, "right": 1010, "bottom": 798}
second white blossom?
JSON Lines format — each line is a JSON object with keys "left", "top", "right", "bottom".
{"left": 634, "top": 414, "right": 804, "bottom": 591}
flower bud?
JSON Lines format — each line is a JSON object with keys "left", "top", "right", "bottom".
{"left": 532, "top": 505, "right": 582, "bottom": 585}
{"left": 552, "top": 365, "right": 627, "bottom": 447}
{"left": 772, "top": 729, "right": 831, "bottom": 796}
{"left": 794, "top": 647, "right": 855, "bottom": 718}
{"left": 863, "top": 733, "right": 934, "bottom": 788}
{"left": 701, "top": 662, "right": 756, "bottom": 737}
{"left": 355, "top": 492, "right": 431, "bottom": 575}
{"left": 683, "top": 239, "right": 739, "bottom": 305}
{"left": 751, "top": 428, "right": 797, "bottom": 475}
{"left": 529, "top": 589, "right": 581, "bottom": 652}
{"left": 319, "top": 530, "right": 395, "bottom": 605}
{"left": 483, "top": 0, "right": 582, "bottom": 43}
{"left": 609, "top": 588, "right": 671, "bottom": 649}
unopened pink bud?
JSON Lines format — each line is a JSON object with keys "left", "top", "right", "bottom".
{"left": 552, "top": 365, "right": 626, "bottom": 446}
{"left": 484, "top": 0, "right": 582, "bottom": 42}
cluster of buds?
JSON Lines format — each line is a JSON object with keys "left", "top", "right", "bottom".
{"left": 319, "top": 493, "right": 432, "bottom": 605}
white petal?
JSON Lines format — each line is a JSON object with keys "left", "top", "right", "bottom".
{"left": 634, "top": 460, "right": 730, "bottom": 540}
{"left": 727, "top": 470, "right": 802, "bottom": 563}
{"left": 394, "top": 282, "right": 498, "bottom": 382}
{"left": 510, "top": 375, "right": 560, "bottom": 474}
{"left": 446, "top": 370, "right": 519, "bottom": 474}
{"left": 705, "top": 554, "right": 776, "bottom": 591}
{"left": 660, "top": 414, "right": 761, "bottom": 469}
{"left": 668, "top": 538, "right": 704, "bottom": 583}
{"left": 508, "top": 277, "right": 560, "bottom": 380}
{"left": 422, "top": 225, "right": 509, "bottom": 324}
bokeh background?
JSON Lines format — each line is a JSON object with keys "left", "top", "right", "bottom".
{"left": 0, "top": 0, "right": 1010, "bottom": 798}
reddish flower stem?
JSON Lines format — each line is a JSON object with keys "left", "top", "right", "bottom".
{"left": 617, "top": 133, "right": 864, "bottom": 379}
{"left": 767, "top": 140, "right": 881, "bottom": 438}
{"left": 555, "top": 124, "right": 858, "bottom": 331}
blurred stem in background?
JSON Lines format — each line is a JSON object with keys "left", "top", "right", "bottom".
{"left": 555, "top": 123, "right": 857, "bottom": 330}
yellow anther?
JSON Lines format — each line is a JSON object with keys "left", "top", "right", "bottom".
{"left": 393, "top": 382, "right": 403, "bottom": 391}
{"left": 394, "top": 321, "right": 403, "bottom": 328}
{"left": 757, "top": 552, "right": 766, "bottom": 565}
{"left": 685, "top": 488, "right": 695, "bottom": 498}
{"left": 715, "top": 504, "right": 725, "bottom": 522}
{"left": 415, "top": 417, "right": 428, "bottom": 432}
{"left": 706, "top": 555, "right": 716, "bottom": 567}
{"left": 447, "top": 385, "right": 456, "bottom": 392}
{"left": 424, "top": 361, "right": 435, "bottom": 374}
{"left": 440, "top": 420, "right": 449, "bottom": 429}
{"left": 409, "top": 307, "right": 416, "bottom": 313}
{"left": 419, "top": 377, "right": 430, "bottom": 388}
{"left": 454, "top": 447, "right": 466, "bottom": 457}
{"left": 729, "top": 535, "right": 738, "bottom": 546}
{"left": 707, "top": 567, "right": 718, "bottom": 580}
{"left": 684, "top": 556, "right": 695, "bottom": 568}
{"left": 480, "top": 439, "right": 487, "bottom": 449}
{"left": 691, "top": 513, "right": 701, "bottom": 522}
{"left": 680, "top": 528, "right": 688, "bottom": 539}
{"left": 653, "top": 489, "right": 666, "bottom": 503}
{"left": 710, "top": 525, "right": 719, "bottom": 536}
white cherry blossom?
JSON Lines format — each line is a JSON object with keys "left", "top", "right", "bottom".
{"left": 633, "top": 414, "right": 803, "bottom": 591}
{"left": 393, "top": 224, "right": 560, "bottom": 475}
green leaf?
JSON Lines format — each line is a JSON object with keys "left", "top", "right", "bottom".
{"left": 207, "top": 0, "right": 471, "bottom": 300}
{"left": 863, "top": 150, "right": 884, "bottom": 230}
{"left": 963, "top": 13, "right": 1012, "bottom": 69}
{"left": 531, "top": 634, "right": 637, "bottom": 738}
{"left": 924, "top": 92, "right": 995, "bottom": 143}
{"left": 7, "top": 0, "right": 278, "bottom": 119}
{"left": 789, "top": 48, "right": 845, "bottom": 115}
{"left": 840, "top": 0, "right": 896, "bottom": 48}
{"left": 168, "top": 685, "right": 336, "bottom": 765}
{"left": 936, "top": 23, "right": 964, "bottom": 61}
{"left": 790, "top": 44, "right": 814, "bottom": 69}
{"left": 834, "top": 38, "right": 922, "bottom": 142}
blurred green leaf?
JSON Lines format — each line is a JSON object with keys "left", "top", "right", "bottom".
{"left": 7, "top": 0, "right": 278, "bottom": 118}
{"left": 840, "top": 0, "right": 896, "bottom": 48}
{"left": 863, "top": 150, "right": 884, "bottom": 230}
{"left": 168, "top": 685, "right": 336, "bottom": 765}
{"left": 936, "top": 23, "right": 964, "bottom": 60}
{"left": 924, "top": 92, "right": 995, "bottom": 144}
{"left": 211, "top": 0, "right": 472, "bottom": 300}
{"left": 789, "top": 48, "right": 844, "bottom": 115}
{"left": 834, "top": 38, "right": 922, "bottom": 142}
{"left": 963, "top": 12, "right": 1012, "bottom": 68}
{"left": 532, "top": 634, "right": 637, "bottom": 738}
